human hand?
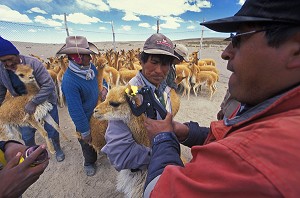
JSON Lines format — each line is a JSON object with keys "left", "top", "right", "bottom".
{"left": 100, "top": 87, "right": 108, "bottom": 102}
{"left": 25, "top": 101, "right": 37, "bottom": 115}
{"left": 173, "top": 121, "right": 189, "bottom": 142}
{"left": 144, "top": 112, "right": 174, "bottom": 141}
{"left": 0, "top": 144, "right": 49, "bottom": 197}
{"left": 81, "top": 133, "right": 92, "bottom": 144}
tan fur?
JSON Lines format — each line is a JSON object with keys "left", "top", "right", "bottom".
{"left": 0, "top": 65, "right": 68, "bottom": 153}
{"left": 175, "top": 64, "right": 192, "bottom": 100}
{"left": 93, "top": 85, "right": 180, "bottom": 197}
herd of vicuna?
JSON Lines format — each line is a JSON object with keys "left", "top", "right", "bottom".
{"left": 0, "top": 48, "right": 218, "bottom": 197}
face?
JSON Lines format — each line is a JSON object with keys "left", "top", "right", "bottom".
{"left": 141, "top": 55, "right": 171, "bottom": 87}
{"left": 70, "top": 54, "right": 92, "bottom": 66}
{"left": 0, "top": 55, "right": 20, "bottom": 70}
{"left": 221, "top": 25, "right": 291, "bottom": 105}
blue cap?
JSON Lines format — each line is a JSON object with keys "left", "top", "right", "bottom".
{"left": 0, "top": 36, "right": 20, "bottom": 57}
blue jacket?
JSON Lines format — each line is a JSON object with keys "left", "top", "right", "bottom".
{"left": 62, "top": 64, "right": 99, "bottom": 135}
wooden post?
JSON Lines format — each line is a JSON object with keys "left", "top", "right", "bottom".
{"left": 198, "top": 18, "right": 205, "bottom": 59}
{"left": 64, "top": 13, "right": 69, "bottom": 36}
{"left": 157, "top": 19, "right": 159, "bottom": 33}
{"left": 111, "top": 21, "right": 116, "bottom": 52}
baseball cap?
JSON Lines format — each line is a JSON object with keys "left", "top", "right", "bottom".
{"left": 201, "top": 0, "right": 300, "bottom": 33}
{"left": 143, "top": 33, "right": 179, "bottom": 60}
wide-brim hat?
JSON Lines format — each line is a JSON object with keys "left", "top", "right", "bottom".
{"left": 143, "top": 33, "right": 179, "bottom": 60}
{"left": 174, "top": 44, "right": 189, "bottom": 62}
{"left": 56, "top": 36, "right": 99, "bottom": 55}
{"left": 201, "top": 0, "right": 300, "bottom": 33}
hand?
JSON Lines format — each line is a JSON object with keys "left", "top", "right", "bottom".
{"left": 25, "top": 101, "right": 37, "bottom": 115}
{"left": 144, "top": 112, "right": 174, "bottom": 141}
{"left": 173, "top": 121, "right": 189, "bottom": 142}
{"left": 81, "top": 133, "right": 92, "bottom": 144}
{"left": 100, "top": 88, "right": 108, "bottom": 102}
{"left": 0, "top": 144, "right": 49, "bottom": 197}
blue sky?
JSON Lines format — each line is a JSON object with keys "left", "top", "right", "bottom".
{"left": 0, "top": 0, "right": 245, "bottom": 43}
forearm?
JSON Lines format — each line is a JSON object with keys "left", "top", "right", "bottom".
{"left": 180, "top": 121, "right": 209, "bottom": 147}
{"left": 144, "top": 132, "right": 183, "bottom": 193}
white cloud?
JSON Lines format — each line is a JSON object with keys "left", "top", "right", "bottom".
{"left": 159, "top": 16, "right": 183, "bottom": 29}
{"left": 28, "top": 29, "right": 37, "bottom": 32}
{"left": 28, "top": 7, "right": 47, "bottom": 14}
{"left": 121, "top": 25, "right": 131, "bottom": 31}
{"left": 138, "top": 23, "right": 150, "bottom": 28}
{"left": 123, "top": 12, "right": 140, "bottom": 21}
{"left": 107, "top": 0, "right": 211, "bottom": 17}
{"left": 34, "top": 15, "right": 62, "bottom": 27}
{"left": 187, "top": 25, "right": 195, "bottom": 29}
{"left": 75, "top": 0, "right": 110, "bottom": 11}
{"left": 238, "top": 0, "right": 246, "bottom": 5}
{"left": 0, "top": 5, "right": 32, "bottom": 23}
{"left": 99, "top": 26, "right": 107, "bottom": 30}
{"left": 52, "top": 13, "right": 101, "bottom": 25}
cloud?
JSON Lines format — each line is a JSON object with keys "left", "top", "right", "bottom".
{"left": 99, "top": 26, "right": 107, "bottom": 30}
{"left": 28, "top": 28, "right": 37, "bottom": 32}
{"left": 138, "top": 23, "right": 151, "bottom": 28}
{"left": 123, "top": 12, "right": 140, "bottom": 21}
{"left": 52, "top": 13, "right": 101, "bottom": 25}
{"left": 0, "top": 5, "right": 32, "bottom": 23}
{"left": 159, "top": 16, "right": 183, "bottom": 29}
{"left": 27, "top": 7, "right": 47, "bottom": 14}
{"left": 34, "top": 15, "right": 62, "bottom": 27}
{"left": 238, "top": 0, "right": 246, "bottom": 5}
{"left": 107, "top": 0, "right": 211, "bottom": 17}
{"left": 187, "top": 25, "right": 195, "bottom": 29}
{"left": 75, "top": 0, "right": 110, "bottom": 12}
{"left": 121, "top": 25, "right": 131, "bottom": 31}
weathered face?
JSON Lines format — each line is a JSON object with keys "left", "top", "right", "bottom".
{"left": 141, "top": 55, "right": 171, "bottom": 87}
{"left": 0, "top": 55, "right": 20, "bottom": 70}
{"left": 221, "top": 25, "right": 292, "bottom": 105}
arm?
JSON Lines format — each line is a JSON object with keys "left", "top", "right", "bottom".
{"left": 0, "top": 142, "right": 49, "bottom": 197}
{"left": 29, "top": 59, "right": 56, "bottom": 105}
{"left": 101, "top": 120, "right": 151, "bottom": 171}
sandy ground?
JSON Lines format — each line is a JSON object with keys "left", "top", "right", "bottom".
{"left": 7, "top": 40, "right": 231, "bottom": 198}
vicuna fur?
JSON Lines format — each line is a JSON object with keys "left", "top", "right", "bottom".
{"left": 0, "top": 64, "right": 67, "bottom": 153}
{"left": 93, "top": 85, "right": 180, "bottom": 198}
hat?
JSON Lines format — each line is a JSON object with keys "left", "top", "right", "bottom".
{"left": 56, "top": 36, "right": 99, "bottom": 55}
{"left": 201, "top": 0, "right": 300, "bottom": 33}
{"left": 174, "top": 44, "right": 189, "bottom": 62}
{"left": 0, "top": 36, "right": 20, "bottom": 57}
{"left": 143, "top": 33, "right": 179, "bottom": 60}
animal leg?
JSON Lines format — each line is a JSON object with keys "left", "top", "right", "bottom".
{"left": 43, "top": 113, "right": 69, "bottom": 141}
{"left": 28, "top": 119, "right": 55, "bottom": 154}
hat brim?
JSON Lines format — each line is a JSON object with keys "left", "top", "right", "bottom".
{"left": 201, "top": 16, "right": 293, "bottom": 33}
{"left": 56, "top": 42, "right": 99, "bottom": 55}
{"left": 144, "top": 49, "right": 179, "bottom": 60}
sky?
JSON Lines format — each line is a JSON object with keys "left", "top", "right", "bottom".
{"left": 0, "top": 0, "right": 246, "bottom": 43}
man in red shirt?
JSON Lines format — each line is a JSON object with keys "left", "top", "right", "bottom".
{"left": 143, "top": 0, "right": 300, "bottom": 197}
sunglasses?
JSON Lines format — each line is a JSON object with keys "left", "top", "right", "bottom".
{"left": 230, "top": 29, "right": 267, "bottom": 48}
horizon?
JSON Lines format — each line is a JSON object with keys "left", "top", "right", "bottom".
{"left": 1, "top": 0, "right": 245, "bottom": 43}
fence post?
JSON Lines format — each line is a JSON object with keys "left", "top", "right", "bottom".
{"left": 64, "top": 13, "right": 70, "bottom": 36}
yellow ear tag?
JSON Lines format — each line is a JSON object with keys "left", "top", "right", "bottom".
{"left": 19, "top": 156, "right": 25, "bottom": 164}
{"left": 125, "top": 86, "right": 138, "bottom": 96}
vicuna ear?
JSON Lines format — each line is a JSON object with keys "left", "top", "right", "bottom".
{"left": 287, "top": 33, "right": 300, "bottom": 69}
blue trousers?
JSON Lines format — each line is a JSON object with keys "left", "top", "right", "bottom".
{"left": 20, "top": 104, "right": 60, "bottom": 146}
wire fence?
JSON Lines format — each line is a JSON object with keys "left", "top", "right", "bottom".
{"left": 0, "top": 20, "right": 204, "bottom": 44}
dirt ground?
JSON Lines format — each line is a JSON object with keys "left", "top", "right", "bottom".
{"left": 5, "top": 40, "right": 231, "bottom": 198}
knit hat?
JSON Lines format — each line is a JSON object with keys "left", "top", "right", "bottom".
{"left": 0, "top": 36, "right": 20, "bottom": 57}
{"left": 201, "top": 0, "right": 300, "bottom": 33}
{"left": 143, "top": 33, "right": 179, "bottom": 60}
